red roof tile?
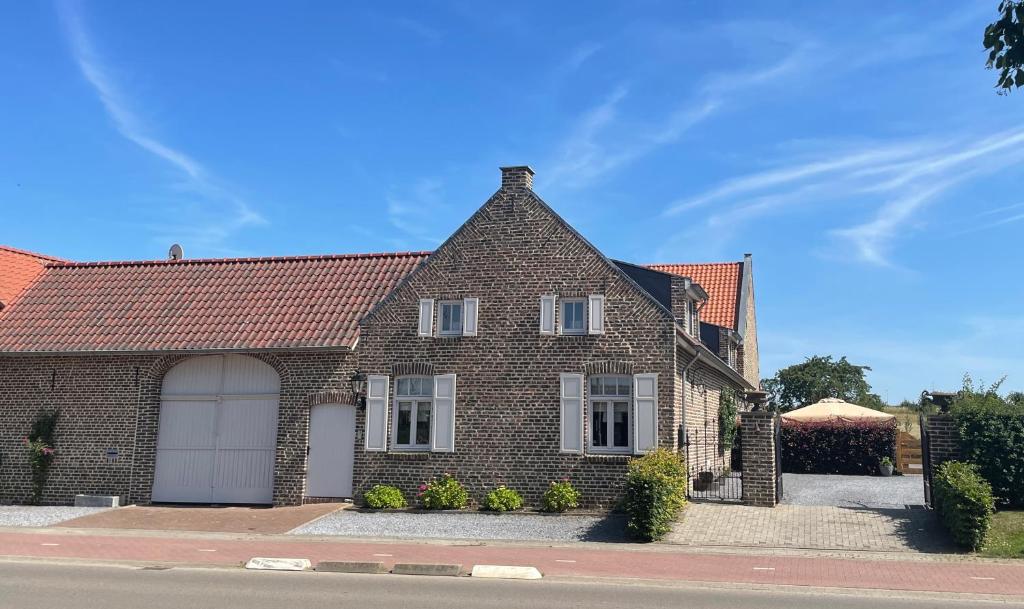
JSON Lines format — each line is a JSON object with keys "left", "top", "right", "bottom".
{"left": 0, "top": 252, "right": 428, "bottom": 352}
{"left": 0, "top": 245, "right": 66, "bottom": 309}
{"left": 645, "top": 262, "right": 743, "bottom": 330}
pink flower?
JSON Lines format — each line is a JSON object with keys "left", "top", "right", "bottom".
{"left": 418, "top": 484, "right": 427, "bottom": 491}
{"left": 42, "top": 447, "right": 54, "bottom": 456}
{"left": 22, "top": 437, "right": 29, "bottom": 446}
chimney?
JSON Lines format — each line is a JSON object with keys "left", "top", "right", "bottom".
{"left": 500, "top": 165, "right": 534, "bottom": 191}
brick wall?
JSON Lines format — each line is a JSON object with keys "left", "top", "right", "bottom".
{"left": 739, "top": 411, "right": 777, "bottom": 507}
{"left": 355, "top": 183, "right": 680, "bottom": 509}
{"left": 922, "top": 414, "right": 962, "bottom": 469}
{"left": 738, "top": 259, "right": 759, "bottom": 387}
{"left": 0, "top": 350, "right": 353, "bottom": 506}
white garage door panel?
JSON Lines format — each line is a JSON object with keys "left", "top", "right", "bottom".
{"left": 153, "top": 355, "right": 279, "bottom": 505}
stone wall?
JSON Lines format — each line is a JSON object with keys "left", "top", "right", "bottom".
{"left": 739, "top": 411, "right": 778, "bottom": 507}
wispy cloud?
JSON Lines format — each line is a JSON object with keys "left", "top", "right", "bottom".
{"left": 544, "top": 48, "right": 807, "bottom": 191}
{"left": 394, "top": 17, "right": 442, "bottom": 45}
{"left": 56, "top": 0, "right": 264, "bottom": 254}
{"left": 384, "top": 177, "right": 449, "bottom": 248}
{"left": 662, "top": 128, "right": 1024, "bottom": 266}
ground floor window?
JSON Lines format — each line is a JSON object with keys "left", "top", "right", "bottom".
{"left": 394, "top": 376, "right": 433, "bottom": 449}
{"left": 589, "top": 375, "right": 631, "bottom": 453}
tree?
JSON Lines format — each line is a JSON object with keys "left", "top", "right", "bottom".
{"left": 984, "top": 1, "right": 1024, "bottom": 93}
{"left": 761, "top": 355, "right": 884, "bottom": 412}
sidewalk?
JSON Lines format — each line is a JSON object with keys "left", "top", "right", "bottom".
{"left": 1, "top": 527, "right": 1022, "bottom": 597}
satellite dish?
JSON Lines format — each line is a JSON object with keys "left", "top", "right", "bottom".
{"left": 168, "top": 243, "right": 184, "bottom": 261}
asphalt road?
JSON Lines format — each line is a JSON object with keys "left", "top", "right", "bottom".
{"left": 0, "top": 560, "right": 1019, "bottom": 609}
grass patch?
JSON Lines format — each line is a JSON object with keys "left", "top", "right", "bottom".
{"left": 981, "top": 511, "right": 1024, "bottom": 558}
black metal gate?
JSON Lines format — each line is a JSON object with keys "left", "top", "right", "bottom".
{"left": 920, "top": 413, "right": 933, "bottom": 507}
{"left": 774, "top": 415, "right": 784, "bottom": 501}
{"left": 684, "top": 427, "right": 742, "bottom": 502}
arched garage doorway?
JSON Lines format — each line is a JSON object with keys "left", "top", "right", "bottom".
{"left": 152, "top": 354, "right": 280, "bottom": 504}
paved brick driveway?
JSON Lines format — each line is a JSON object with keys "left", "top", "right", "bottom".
{"left": 666, "top": 503, "right": 956, "bottom": 553}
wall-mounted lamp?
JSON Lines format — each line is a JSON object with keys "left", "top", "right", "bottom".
{"left": 349, "top": 370, "right": 367, "bottom": 409}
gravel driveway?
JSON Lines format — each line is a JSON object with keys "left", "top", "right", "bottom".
{"left": 781, "top": 474, "right": 925, "bottom": 508}
{"left": 291, "top": 510, "right": 627, "bottom": 542}
{"left": 0, "top": 506, "right": 110, "bottom": 527}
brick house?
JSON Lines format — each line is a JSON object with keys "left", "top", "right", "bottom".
{"left": 0, "top": 166, "right": 759, "bottom": 508}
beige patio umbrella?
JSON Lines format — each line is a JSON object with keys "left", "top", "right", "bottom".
{"left": 781, "top": 397, "right": 895, "bottom": 422}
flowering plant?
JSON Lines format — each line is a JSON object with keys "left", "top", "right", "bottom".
{"left": 541, "top": 479, "right": 581, "bottom": 512}
{"left": 483, "top": 485, "right": 523, "bottom": 512}
{"left": 418, "top": 473, "right": 468, "bottom": 510}
{"left": 24, "top": 410, "right": 60, "bottom": 504}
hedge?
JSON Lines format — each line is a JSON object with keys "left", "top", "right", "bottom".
{"left": 781, "top": 418, "right": 896, "bottom": 475}
{"left": 951, "top": 400, "right": 1024, "bottom": 508}
{"left": 932, "top": 461, "right": 995, "bottom": 550}
{"left": 624, "top": 449, "right": 687, "bottom": 542}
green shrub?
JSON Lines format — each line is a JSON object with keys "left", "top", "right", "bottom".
{"left": 541, "top": 480, "right": 580, "bottom": 512}
{"left": 418, "top": 474, "right": 469, "bottom": 510}
{"left": 719, "top": 388, "right": 739, "bottom": 453}
{"left": 932, "top": 461, "right": 995, "bottom": 550}
{"left": 363, "top": 484, "right": 407, "bottom": 509}
{"left": 950, "top": 384, "right": 1024, "bottom": 507}
{"left": 624, "top": 449, "right": 687, "bottom": 541}
{"left": 483, "top": 486, "right": 523, "bottom": 512}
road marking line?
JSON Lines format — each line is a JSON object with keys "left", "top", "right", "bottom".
{"left": 40, "top": 543, "right": 60, "bottom": 546}
{"left": 971, "top": 576, "right": 996, "bottom": 580}
{"left": 372, "top": 553, "right": 393, "bottom": 557}
{"left": 555, "top": 560, "right": 576, "bottom": 563}
{"left": 197, "top": 549, "right": 217, "bottom": 552}
{"left": 752, "top": 567, "right": 776, "bottom": 571}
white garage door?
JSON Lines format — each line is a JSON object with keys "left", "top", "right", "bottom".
{"left": 152, "top": 355, "right": 280, "bottom": 504}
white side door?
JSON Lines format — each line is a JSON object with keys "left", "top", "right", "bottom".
{"left": 306, "top": 404, "right": 356, "bottom": 498}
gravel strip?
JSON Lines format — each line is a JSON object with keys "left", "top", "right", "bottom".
{"left": 291, "top": 511, "right": 627, "bottom": 542}
{"left": 781, "top": 473, "right": 925, "bottom": 508}
{"left": 0, "top": 506, "right": 110, "bottom": 527}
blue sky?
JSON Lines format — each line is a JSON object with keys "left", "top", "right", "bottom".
{"left": 2, "top": 1, "right": 1022, "bottom": 401}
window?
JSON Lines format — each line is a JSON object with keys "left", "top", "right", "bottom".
{"left": 560, "top": 298, "right": 586, "bottom": 335}
{"left": 589, "top": 375, "right": 631, "bottom": 452}
{"left": 438, "top": 301, "right": 463, "bottom": 336}
{"left": 394, "top": 376, "right": 433, "bottom": 449}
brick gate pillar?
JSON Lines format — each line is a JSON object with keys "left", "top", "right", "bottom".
{"left": 740, "top": 411, "right": 778, "bottom": 507}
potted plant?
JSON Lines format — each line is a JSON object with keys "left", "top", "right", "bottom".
{"left": 879, "top": 456, "right": 894, "bottom": 477}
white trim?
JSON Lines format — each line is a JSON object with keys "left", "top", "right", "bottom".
{"left": 559, "top": 373, "right": 585, "bottom": 454}
{"left": 588, "top": 294, "right": 605, "bottom": 335}
{"left": 462, "top": 298, "right": 479, "bottom": 337}
{"left": 391, "top": 376, "right": 433, "bottom": 451}
{"left": 418, "top": 299, "right": 434, "bottom": 337}
{"left": 539, "top": 295, "right": 556, "bottom": 335}
{"left": 633, "top": 373, "right": 658, "bottom": 454}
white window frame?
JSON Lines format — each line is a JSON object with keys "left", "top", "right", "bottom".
{"left": 559, "top": 297, "right": 587, "bottom": 335}
{"left": 391, "top": 376, "right": 434, "bottom": 451}
{"left": 587, "top": 375, "right": 632, "bottom": 454}
{"left": 437, "top": 300, "right": 464, "bottom": 337}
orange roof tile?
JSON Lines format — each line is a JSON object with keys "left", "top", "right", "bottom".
{"left": 645, "top": 262, "right": 743, "bottom": 329}
{"left": 0, "top": 245, "right": 66, "bottom": 309}
{"left": 0, "top": 252, "right": 428, "bottom": 352}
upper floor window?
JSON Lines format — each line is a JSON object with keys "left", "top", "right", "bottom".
{"left": 394, "top": 376, "right": 433, "bottom": 449}
{"left": 560, "top": 298, "right": 586, "bottom": 335}
{"left": 589, "top": 375, "right": 631, "bottom": 453}
{"left": 438, "top": 301, "right": 464, "bottom": 336}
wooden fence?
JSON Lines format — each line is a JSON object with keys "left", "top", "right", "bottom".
{"left": 896, "top": 430, "right": 923, "bottom": 475}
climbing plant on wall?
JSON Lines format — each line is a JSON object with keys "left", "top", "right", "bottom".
{"left": 25, "top": 410, "right": 59, "bottom": 505}
{"left": 719, "top": 387, "right": 739, "bottom": 452}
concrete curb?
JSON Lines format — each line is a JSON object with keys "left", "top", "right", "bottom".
{"left": 244, "top": 557, "right": 311, "bottom": 571}
{"left": 392, "top": 563, "right": 462, "bottom": 576}
{"left": 316, "top": 561, "right": 387, "bottom": 574}
{"left": 470, "top": 565, "right": 542, "bottom": 580}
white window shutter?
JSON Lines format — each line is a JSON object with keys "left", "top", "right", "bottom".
{"left": 418, "top": 299, "right": 434, "bottom": 337}
{"left": 559, "top": 373, "right": 584, "bottom": 454}
{"left": 463, "top": 298, "right": 478, "bottom": 336}
{"left": 431, "top": 374, "right": 456, "bottom": 452}
{"left": 364, "top": 375, "right": 390, "bottom": 451}
{"left": 633, "top": 374, "right": 658, "bottom": 454}
{"left": 539, "top": 295, "right": 556, "bottom": 335}
{"left": 588, "top": 295, "right": 605, "bottom": 335}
